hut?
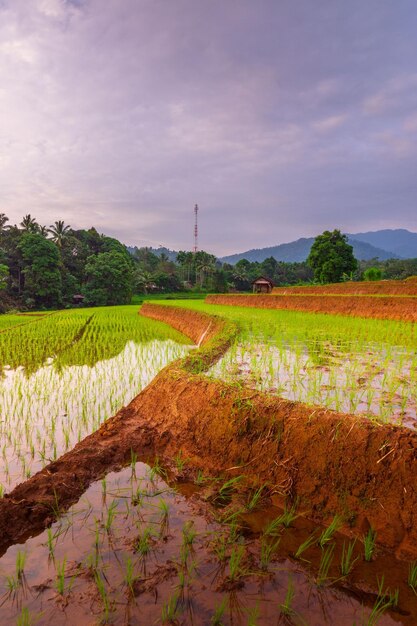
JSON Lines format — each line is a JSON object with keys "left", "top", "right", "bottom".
{"left": 252, "top": 276, "right": 274, "bottom": 294}
{"left": 72, "top": 294, "right": 85, "bottom": 306}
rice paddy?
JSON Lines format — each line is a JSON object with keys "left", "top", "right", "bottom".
{"left": 1, "top": 297, "right": 417, "bottom": 624}
{"left": 158, "top": 301, "right": 417, "bottom": 427}
{"left": 0, "top": 458, "right": 412, "bottom": 625}
{"left": 0, "top": 306, "right": 191, "bottom": 490}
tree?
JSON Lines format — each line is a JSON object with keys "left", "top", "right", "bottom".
{"left": 84, "top": 251, "right": 133, "bottom": 306}
{"left": 18, "top": 233, "right": 62, "bottom": 308}
{"left": 48, "top": 220, "right": 71, "bottom": 247}
{"left": 363, "top": 267, "right": 383, "bottom": 281}
{"left": 20, "top": 214, "right": 39, "bottom": 233}
{"left": 307, "top": 230, "right": 357, "bottom": 283}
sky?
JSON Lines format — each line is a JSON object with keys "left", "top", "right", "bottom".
{"left": 0, "top": 0, "right": 416, "bottom": 256}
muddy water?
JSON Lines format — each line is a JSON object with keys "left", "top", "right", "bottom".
{"left": 210, "top": 340, "right": 417, "bottom": 427}
{"left": 0, "top": 339, "right": 190, "bottom": 491}
{"left": 0, "top": 461, "right": 413, "bottom": 625}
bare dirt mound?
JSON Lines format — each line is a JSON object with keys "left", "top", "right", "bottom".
{"left": 1, "top": 304, "right": 417, "bottom": 562}
{"left": 206, "top": 293, "right": 417, "bottom": 322}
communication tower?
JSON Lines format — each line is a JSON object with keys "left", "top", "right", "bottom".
{"left": 193, "top": 204, "right": 199, "bottom": 253}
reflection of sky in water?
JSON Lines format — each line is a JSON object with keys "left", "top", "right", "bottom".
{"left": 0, "top": 340, "right": 191, "bottom": 490}
{"left": 210, "top": 339, "right": 417, "bottom": 428}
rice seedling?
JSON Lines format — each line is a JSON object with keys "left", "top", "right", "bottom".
{"left": 228, "top": 544, "right": 246, "bottom": 582}
{"left": 279, "top": 574, "right": 295, "bottom": 616}
{"left": 94, "top": 569, "right": 111, "bottom": 623}
{"left": 318, "top": 515, "right": 342, "bottom": 548}
{"left": 340, "top": 539, "right": 358, "bottom": 576}
{"left": 161, "top": 592, "right": 180, "bottom": 624}
{"left": 294, "top": 532, "right": 317, "bottom": 560}
{"left": 215, "top": 475, "right": 244, "bottom": 504}
{"left": 276, "top": 500, "right": 299, "bottom": 529}
{"left": 364, "top": 528, "right": 377, "bottom": 561}
{"left": 260, "top": 536, "right": 280, "bottom": 571}
{"left": 316, "top": 543, "right": 335, "bottom": 586}
{"left": 408, "top": 560, "right": 417, "bottom": 593}
{"left": 246, "top": 485, "right": 267, "bottom": 511}
{"left": 210, "top": 596, "right": 227, "bottom": 625}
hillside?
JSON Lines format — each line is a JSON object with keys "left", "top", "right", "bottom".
{"left": 220, "top": 236, "right": 399, "bottom": 265}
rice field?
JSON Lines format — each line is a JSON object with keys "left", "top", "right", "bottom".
{"left": 1, "top": 298, "right": 416, "bottom": 624}
{"left": 0, "top": 306, "right": 191, "bottom": 491}
{"left": 0, "top": 457, "right": 411, "bottom": 625}
{"left": 158, "top": 300, "right": 417, "bottom": 427}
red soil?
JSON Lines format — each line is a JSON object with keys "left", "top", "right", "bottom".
{"left": 1, "top": 304, "right": 417, "bottom": 561}
{"left": 206, "top": 293, "right": 417, "bottom": 322}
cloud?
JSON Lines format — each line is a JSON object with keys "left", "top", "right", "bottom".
{"left": 0, "top": 0, "right": 416, "bottom": 255}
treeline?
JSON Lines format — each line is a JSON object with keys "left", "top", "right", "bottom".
{"left": 0, "top": 214, "right": 134, "bottom": 310}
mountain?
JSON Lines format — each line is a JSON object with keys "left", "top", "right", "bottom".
{"left": 347, "top": 229, "right": 417, "bottom": 259}
{"left": 220, "top": 235, "right": 400, "bottom": 265}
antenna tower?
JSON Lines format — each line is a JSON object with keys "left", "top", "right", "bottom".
{"left": 193, "top": 204, "right": 199, "bottom": 253}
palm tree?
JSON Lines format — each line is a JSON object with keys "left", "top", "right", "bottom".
{"left": 0, "top": 213, "right": 9, "bottom": 233}
{"left": 38, "top": 225, "right": 48, "bottom": 237}
{"left": 196, "top": 261, "right": 215, "bottom": 288}
{"left": 48, "top": 220, "right": 71, "bottom": 247}
{"left": 20, "top": 214, "right": 39, "bottom": 233}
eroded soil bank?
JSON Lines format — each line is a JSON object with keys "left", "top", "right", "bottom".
{"left": 206, "top": 293, "right": 417, "bottom": 322}
{"left": 1, "top": 304, "right": 417, "bottom": 564}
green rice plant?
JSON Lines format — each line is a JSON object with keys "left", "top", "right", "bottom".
{"left": 294, "top": 532, "right": 317, "bottom": 560}
{"left": 408, "top": 560, "right": 417, "bottom": 593}
{"left": 279, "top": 574, "right": 295, "bottom": 616}
{"left": 94, "top": 570, "right": 111, "bottom": 623}
{"left": 364, "top": 595, "right": 392, "bottom": 626}
{"left": 104, "top": 500, "right": 118, "bottom": 533}
{"left": 161, "top": 592, "right": 180, "bottom": 624}
{"left": 215, "top": 475, "right": 244, "bottom": 504}
{"left": 210, "top": 596, "right": 227, "bottom": 625}
{"left": 182, "top": 521, "right": 197, "bottom": 547}
{"left": 260, "top": 536, "right": 280, "bottom": 571}
{"left": 16, "top": 550, "right": 26, "bottom": 580}
{"left": 55, "top": 557, "right": 71, "bottom": 595}
{"left": 316, "top": 543, "right": 335, "bottom": 586}
{"left": 276, "top": 500, "right": 299, "bottom": 528}
{"left": 340, "top": 539, "right": 358, "bottom": 576}
{"left": 228, "top": 544, "right": 246, "bottom": 582}
{"left": 246, "top": 603, "right": 260, "bottom": 626}
{"left": 135, "top": 525, "right": 154, "bottom": 558}
{"left": 195, "top": 470, "right": 208, "bottom": 485}
{"left": 318, "top": 515, "right": 342, "bottom": 548}
{"left": 124, "top": 556, "right": 139, "bottom": 596}
{"left": 246, "top": 485, "right": 266, "bottom": 511}
{"left": 173, "top": 450, "right": 187, "bottom": 473}
{"left": 16, "top": 607, "right": 42, "bottom": 626}
{"left": 364, "top": 528, "right": 377, "bottom": 561}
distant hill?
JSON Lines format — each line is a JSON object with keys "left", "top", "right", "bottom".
{"left": 220, "top": 235, "right": 400, "bottom": 265}
{"left": 348, "top": 229, "right": 417, "bottom": 259}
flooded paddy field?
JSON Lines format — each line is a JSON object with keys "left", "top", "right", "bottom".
{"left": 0, "top": 458, "right": 414, "bottom": 625}
{"left": 159, "top": 301, "right": 417, "bottom": 427}
{"left": 1, "top": 299, "right": 417, "bottom": 624}
{"left": 0, "top": 306, "right": 190, "bottom": 491}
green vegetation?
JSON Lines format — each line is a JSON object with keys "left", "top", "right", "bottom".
{"left": 157, "top": 299, "right": 417, "bottom": 426}
{"left": 0, "top": 306, "right": 189, "bottom": 489}
{"left": 307, "top": 229, "right": 357, "bottom": 283}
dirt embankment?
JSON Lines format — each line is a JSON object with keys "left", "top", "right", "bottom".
{"left": 1, "top": 304, "right": 417, "bottom": 560}
{"left": 206, "top": 293, "right": 417, "bottom": 322}
{"left": 273, "top": 277, "right": 417, "bottom": 297}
